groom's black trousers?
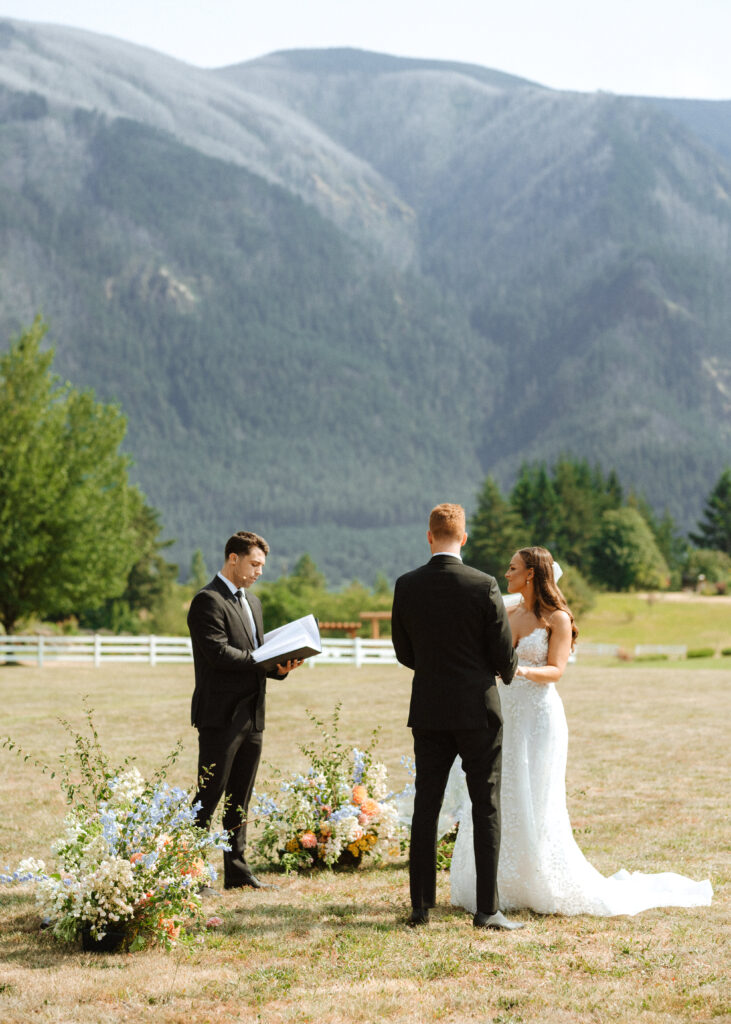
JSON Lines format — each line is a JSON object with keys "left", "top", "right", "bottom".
{"left": 410, "top": 721, "right": 502, "bottom": 915}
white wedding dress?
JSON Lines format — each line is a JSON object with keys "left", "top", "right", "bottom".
{"left": 449, "top": 628, "right": 713, "bottom": 916}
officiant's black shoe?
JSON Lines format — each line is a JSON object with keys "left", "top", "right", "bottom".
{"left": 407, "top": 908, "right": 430, "bottom": 927}
{"left": 224, "top": 874, "right": 279, "bottom": 891}
{"left": 473, "top": 910, "right": 524, "bottom": 931}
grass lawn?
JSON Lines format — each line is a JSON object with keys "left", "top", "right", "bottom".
{"left": 577, "top": 592, "right": 731, "bottom": 653}
{"left": 0, "top": 660, "right": 728, "bottom": 1023}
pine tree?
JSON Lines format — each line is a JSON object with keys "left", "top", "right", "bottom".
{"left": 551, "top": 457, "right": 601, "bottom": 568}
{"left": 464, "top": 476, "right": 528, "bottom": 584}
{"left": 690, "top": 468, "right": 731, "bottom": 554}
{"left": 189, "top": 549, "right": 209, "bottom": 590}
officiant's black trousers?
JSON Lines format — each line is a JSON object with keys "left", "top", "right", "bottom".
{"left": 193, "top": 697, "right": 263, "bottom": 884}
{"left": 410, "top": 723, "right": 502, "bottom": 914}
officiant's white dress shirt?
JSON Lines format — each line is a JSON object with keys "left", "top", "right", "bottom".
{"left": 217, "top": 571, "right": 259, "bottom": 647}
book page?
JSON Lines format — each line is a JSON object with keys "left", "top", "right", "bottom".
{"left": 253, "top": 614, "right": 321, "bottom": 665}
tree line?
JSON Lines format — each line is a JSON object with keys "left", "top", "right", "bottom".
{"left": 1, "top": 320, "right": 730, "bottom": 635}
{"left": 464, "top": 460, "right": 731, "bottom": 607}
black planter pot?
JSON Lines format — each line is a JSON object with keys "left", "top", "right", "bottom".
{"left": 81, "top": 925, "right": 127, "bottom": 953}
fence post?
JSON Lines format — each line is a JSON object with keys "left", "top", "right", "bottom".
{"left": 150, "top": 635, "right": 157, "bottom": 667}
{"left": 94, "top": 634, "right": 102, "bottom": 667}
{"left": 38, "top": 635, "right": 44, "bottom": 668}
{"left": 354, "top": 636, "right": 363, "bottom": 668}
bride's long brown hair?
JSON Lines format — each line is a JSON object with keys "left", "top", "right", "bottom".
{"left": 518, "top": 546, "right": 578, "bottom": 649}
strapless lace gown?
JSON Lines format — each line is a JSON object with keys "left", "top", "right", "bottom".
{"left": 450, "top": 628, "right": 713, "bottom": 916}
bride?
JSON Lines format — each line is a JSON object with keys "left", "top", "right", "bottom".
{"left": 449, "top": 546, "right": 713, "bottom": 917}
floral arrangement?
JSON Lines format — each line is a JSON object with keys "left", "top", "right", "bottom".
{"left": 1, "top": 705, "right": 228, "bottom": 951}
{"left": 253, "top": 706, "right": 410, "bottom": 872}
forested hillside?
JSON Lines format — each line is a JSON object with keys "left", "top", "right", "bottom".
{"left": 0, "top": 22, "right": 729, "bottom": 583}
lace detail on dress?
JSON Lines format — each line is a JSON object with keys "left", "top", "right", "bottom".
{"left": 449, "top": 628, "right": 712, "bottom": 916}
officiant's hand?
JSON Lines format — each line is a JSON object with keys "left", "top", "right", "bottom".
{"left": 275, "top": 658, "right": 305, "bottom": 676}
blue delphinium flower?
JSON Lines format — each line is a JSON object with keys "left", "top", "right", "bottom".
{"left": 352, "top": 748, "right": 367, "bottom": 785}
{"left": 98, "top": 806, "right": 120, "bottom": 856}
{"left": 329, "top": 805, "right": 361, "bottom": 823}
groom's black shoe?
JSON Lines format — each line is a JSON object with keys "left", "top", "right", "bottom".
{"left": 224, "top": 874, "right": 279, "bottom": 891}
{"left": 473, "top": 910, "right": 524, "bottom": 930}
{"left": 407, "top": 908, "right": 430, "bottom": 927}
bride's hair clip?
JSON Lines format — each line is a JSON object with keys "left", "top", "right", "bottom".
{"left": 552, "top": 561, "right": 563, "bottom": 584}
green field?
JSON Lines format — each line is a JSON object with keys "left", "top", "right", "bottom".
{"left": 0, "top": 660, "right": 728, "bottom": 1023}
{"left": 577, "top": 592, "right": 731, "bottom": 653}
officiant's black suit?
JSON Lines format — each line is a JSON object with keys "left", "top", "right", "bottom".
{"left": 391, "top": 555, "right": 517, "bottom": 914}
{"left": 188, "top": 575, "right": 280, "bottom": 886}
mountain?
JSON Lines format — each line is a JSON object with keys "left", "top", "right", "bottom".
{"left": 0, "top": 21, "right": 729, "bottom": 584}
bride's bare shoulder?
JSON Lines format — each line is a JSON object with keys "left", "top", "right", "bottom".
{"left": 547, "top": 608, "right": 572, "bottom": 635}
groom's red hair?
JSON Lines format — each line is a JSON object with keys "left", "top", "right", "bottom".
{"left": 428, "top": 503, "right": 465, "bottom": 540}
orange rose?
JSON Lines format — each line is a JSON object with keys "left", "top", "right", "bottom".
{"left": 360, "top": 798, "right": 380, "bottom": 818}
{"left": 352, "top": 785, "right": 367, "bottom": 805}
{"left": 183, "top": 857, "right": 206, "bottom": 878}
{"left": 158, "top": 917, "right": 180, "bottom": 941}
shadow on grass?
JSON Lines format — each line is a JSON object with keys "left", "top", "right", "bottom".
{"left": 0, "top": 927, "right": 92, "bottom": 968}
{"left": 251, "top": 858, "right": 408, "bottom": 876}
{"left": 220, "top": 896, "right": 484, "bottom": 936}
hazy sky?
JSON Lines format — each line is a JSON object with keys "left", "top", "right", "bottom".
{"left": 2, "top": 0, "right": 731, "bottom": 100}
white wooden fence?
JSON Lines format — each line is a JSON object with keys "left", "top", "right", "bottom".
{"left": 0, "top": 636, "right": 691, "bottom": 668}
{"left": 0, "top": 634, "right": 400, "bottom": 668}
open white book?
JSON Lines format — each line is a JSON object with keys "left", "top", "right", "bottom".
{"left": 252, "top": 613, "right": 322, "bottom": 671}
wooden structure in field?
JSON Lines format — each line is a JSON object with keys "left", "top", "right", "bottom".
{"left": 359, "top": 610, "right": 391, "bottom": 639}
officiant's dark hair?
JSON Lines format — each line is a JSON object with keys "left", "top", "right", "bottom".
{"left": 225, "top": 531, "right": 270, "bottom": 558}
{"left": 518, "top": 546, "right": 578, "bottom": 649}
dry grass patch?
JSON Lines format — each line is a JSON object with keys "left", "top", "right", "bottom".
{"left": 0, "top": 660, "right": 728, "bottom": 1023}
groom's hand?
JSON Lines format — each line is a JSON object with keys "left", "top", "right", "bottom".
{"left": 275, "top": 658, "right": 305, "bottom": 676}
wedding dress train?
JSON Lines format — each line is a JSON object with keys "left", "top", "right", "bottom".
{"left": 449, "top": 628, "right": 713, "bottom": 916}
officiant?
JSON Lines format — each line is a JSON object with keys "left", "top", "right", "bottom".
{"left": 188, "top": 530, "right": 303, "bottom": 890}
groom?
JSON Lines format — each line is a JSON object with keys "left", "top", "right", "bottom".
{"left": 391, "top": 503, "right": 521, "bottom": 929}
{"left": 188, "top": 530, "right": 302, "bottom": 889}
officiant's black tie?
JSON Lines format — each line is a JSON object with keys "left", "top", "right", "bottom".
{"left": 235, "top": 588, "right": 258, "bottom": 648}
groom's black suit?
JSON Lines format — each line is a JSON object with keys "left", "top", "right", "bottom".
{"left": 391, "top": 554, "right": 517, "bottom": 914}
{"left": 188, "top": 574, "right": 281, "bottom": 886}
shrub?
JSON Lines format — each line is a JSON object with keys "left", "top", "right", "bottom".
{"left": 721, "top": 647, "right": 731, "bottom": 657}
{"left": 687, "top": 647, "right": 715, "bottom": 659}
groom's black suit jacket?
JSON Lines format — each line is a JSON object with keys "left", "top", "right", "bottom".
{"left": 391, "top": 555, "right": 517, "bottom": 729}
{"left": 392, "top": 553, "right": 518, "bottom": 913}
{"left": 188, "top": 575, "right": 270, "bottom": 732}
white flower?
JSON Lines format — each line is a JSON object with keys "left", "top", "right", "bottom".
{"left": 108, "top": 767, "right": 146, "bottom": 806}
{"left": 332, "top": 815, "right": 362, "bottom": 843}
{"left": 365, "top": 762, "right": 389, "bottom": 800}
{"left": 17, "top": 857, "right": 46, "bottom": 874}
{"left": 322, "top": 835, "right": 344, "bottom": 863}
